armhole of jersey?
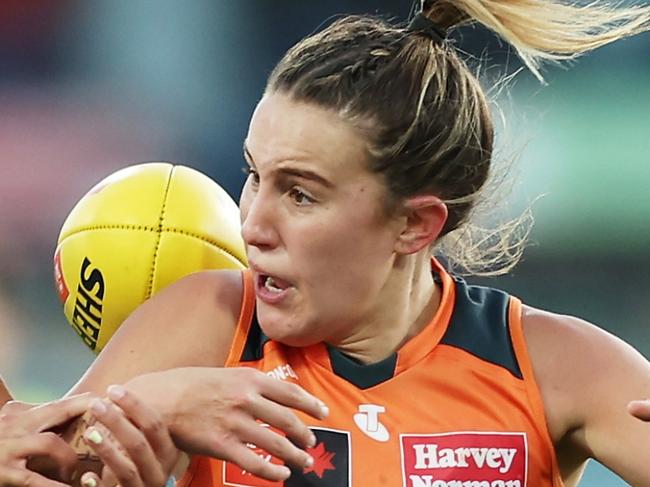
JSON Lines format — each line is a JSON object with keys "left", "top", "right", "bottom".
{"left": 508, "top": 297, "right": 565, "bottom": 487}
{"left": 224, "top": 269, "right": 256, "bottom": 367}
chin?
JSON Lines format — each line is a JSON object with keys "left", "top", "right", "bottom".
{"left": 257, "top": 310, "right": 321, "bottom": 348}
{"left": 273, "top": 333, "right": 320, "bottom": 348}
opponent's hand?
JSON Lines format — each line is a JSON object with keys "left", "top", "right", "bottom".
{"left": 0, "top": 394, "right": 94, "bottom": 487}
{"left": 78, "top": 386, "right": 179, "bottom": 487}
{"left": 125, "top": 367, "right": 329, "bottom": 482}
{"left": 627, "top": 399, "right": 650, "bottom": 421}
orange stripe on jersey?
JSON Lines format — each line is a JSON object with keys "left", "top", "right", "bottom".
{"left": 509, "top": 298, "right": 563, "bottom": 486}
{"left": 224, "top": 270, "right": 256, "bottom": 367}
{"left": 180, "top": 260, "right": 564, "bottom": 487}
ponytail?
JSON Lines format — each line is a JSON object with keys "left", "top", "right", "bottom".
{"left": 422, "top": 0, "right": 650, "bottom": 80}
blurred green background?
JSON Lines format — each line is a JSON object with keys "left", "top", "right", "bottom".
{"left": 0, "top": 1, "right": 648, "bottom": 485}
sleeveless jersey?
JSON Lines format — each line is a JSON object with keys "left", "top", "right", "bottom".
{"left": 178, "top": 260, "right": 563, "bottom": 487}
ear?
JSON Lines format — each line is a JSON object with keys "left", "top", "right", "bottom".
{"left": 394, "top": 195, "right": 448, "bottom": 255}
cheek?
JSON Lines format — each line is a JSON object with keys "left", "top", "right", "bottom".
{"left": 296, "top": 214, "right": 394, "bottom": 290}
{"left": 238, "top": 187, "right": 252, "bottom": 224}
{"left": 296, "top": 218, "right": 358, "bottom": 260}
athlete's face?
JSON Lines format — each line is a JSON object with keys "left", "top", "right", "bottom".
{"left": 239, "top": 93, "right": 405, "bottom": 346}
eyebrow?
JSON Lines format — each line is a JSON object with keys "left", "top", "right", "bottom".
{"left": 243, "top": 142, "right": 334, "bottom": 189}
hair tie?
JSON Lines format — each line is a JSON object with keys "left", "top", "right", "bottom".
{"left": 407, "top": 13, "right": 447, "bottom": 44}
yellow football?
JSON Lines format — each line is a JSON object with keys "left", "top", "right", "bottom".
{"left": 54, "top": 162, "right": 247, "bottom": 353}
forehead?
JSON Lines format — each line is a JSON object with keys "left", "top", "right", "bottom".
{"left": 245, "top": 93, "right": 370, "bottom": 177}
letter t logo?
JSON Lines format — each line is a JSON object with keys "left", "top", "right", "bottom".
{"left": 354, "top": 404, "right": 389, "bottom": 441}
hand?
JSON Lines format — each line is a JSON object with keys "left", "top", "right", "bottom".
{"left": 76, "top": 386, "right": 179, "bottom": 487}
{"left": 0, "top": 394, "right": 94, "bottom": 487}
{"left": 125, "top": 367, "right": 329, "bottom": 482}
{"left": 628, "top": 399, "right": 650, "bottom": 421}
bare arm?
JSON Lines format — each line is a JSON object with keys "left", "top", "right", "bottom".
{"left": 67, "top": 269, "right": 243, "bottom": 399}
{"left": 524, "top": 307, "right": 650, "bottom": 485}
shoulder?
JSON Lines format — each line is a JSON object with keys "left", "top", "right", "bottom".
{"left": 138, "top": 269, "right": 245, "bottom": 324}
{"left": 521, "top": 305, "right": 650, "bottom": 475}
{"left": 122, "top": 269, "right": 246, "bottom": 364}
{"left": 72, "top": 269, "right": 246, "bottom": 394}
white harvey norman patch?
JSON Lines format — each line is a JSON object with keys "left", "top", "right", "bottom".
{"left": 400, "top": 432, "right": 527, "bottom": 487}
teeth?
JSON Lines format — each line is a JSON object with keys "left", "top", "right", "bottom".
{"left": 264, "top": 276, "right": 283, "bottom": 293}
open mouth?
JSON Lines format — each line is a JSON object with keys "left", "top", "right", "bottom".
{"left": 257, "top": 274, "right": 293, "bottom": 297}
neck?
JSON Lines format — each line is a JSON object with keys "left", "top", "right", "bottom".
{"left": 330, "top": 252, "right": 441, "bottom": 364}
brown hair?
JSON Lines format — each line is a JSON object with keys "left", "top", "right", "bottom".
{"left": 265, "top": 0, "right": 649, "bottom": 275}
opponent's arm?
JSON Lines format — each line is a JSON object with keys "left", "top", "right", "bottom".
{"left": 524, "top": 308, "right": 650, "bottom": 485}
{"left": 0, "top": 394, "right": 95, "bottom": 487}
{"left": 75, "top": 387, "right": 180, "bottom": 487}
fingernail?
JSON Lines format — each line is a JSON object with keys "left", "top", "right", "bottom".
{"left": 84, "top": 427, "right": 103, "bottom": 445}
{"left": 90, "top": 399, "right": 107, "bottom": 415}
{"left": 107, "top": 384, "right": 126, "bottom": 400}
{"left": 81, "top": 475, "right": 97, "bottom": 487}
{"left": 319, "top": 404, "right": 329, "bottom": 418}
{"left": 305, "top": 455, "right": 314, "bottom": 468}
{"left": 308, "top": 433, "right": 317, "bottom": 448}
{"left": 279, "top": 466, "right": 291, "bottom": 479}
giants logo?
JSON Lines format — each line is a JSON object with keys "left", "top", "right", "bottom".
{"left": 400, "top": 432, "right": 527, "bottom": 487}
{"left": 224, "top": 427, "right": 350, "bottom": 486}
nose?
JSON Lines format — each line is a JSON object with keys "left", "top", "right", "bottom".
{"left": 240, "top": 189, "right": 279, "bottom": 250}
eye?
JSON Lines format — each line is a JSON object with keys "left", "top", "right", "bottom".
{"left": 241, "top": 165, "right": 259, "bottom": 185}
{"left": 288, "top": 187, "right": 315, "bottom": 206}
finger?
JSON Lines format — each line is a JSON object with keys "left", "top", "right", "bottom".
{"left": 26, "top": 394, "right": 97, "bottom": 432}
{"left": 258, "top": 376, "right": 329, "bottom": 421}
{"left": 84, "top": 424, "right": 143, "bottom": 487}
{"left": 0, "top": 465, "right": 71, "bottom": 487}
{"left": 628, "top": 400, "right": 650, "bottom": 421}
{"left": 10, "top": 432, "right": 78, "bottom": 481}
{"left": 238, "top": 421, "right": 313, "bottom": 470}
{"left": 99, "top": 465, "right": 118, "bottom": 487}
{"left": 80, "top": 471, "right": 102, "bottom": 487}
{"left": 248, "top": 396, "right": 316, "bottom": 449}
{"left": 83, "top": 407, "right": 146, "bottom": 487}
{"left": 91, "top": 398, "right": 169, "bottom": 487}
{"left": 106, "top": 385, "right": 177, "bottom": 462}
{"left": 221, "top": 442, "right": 292, "bottom": 482}
{"left": 1, "top": 401, "right": 36, "bottom": 415}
